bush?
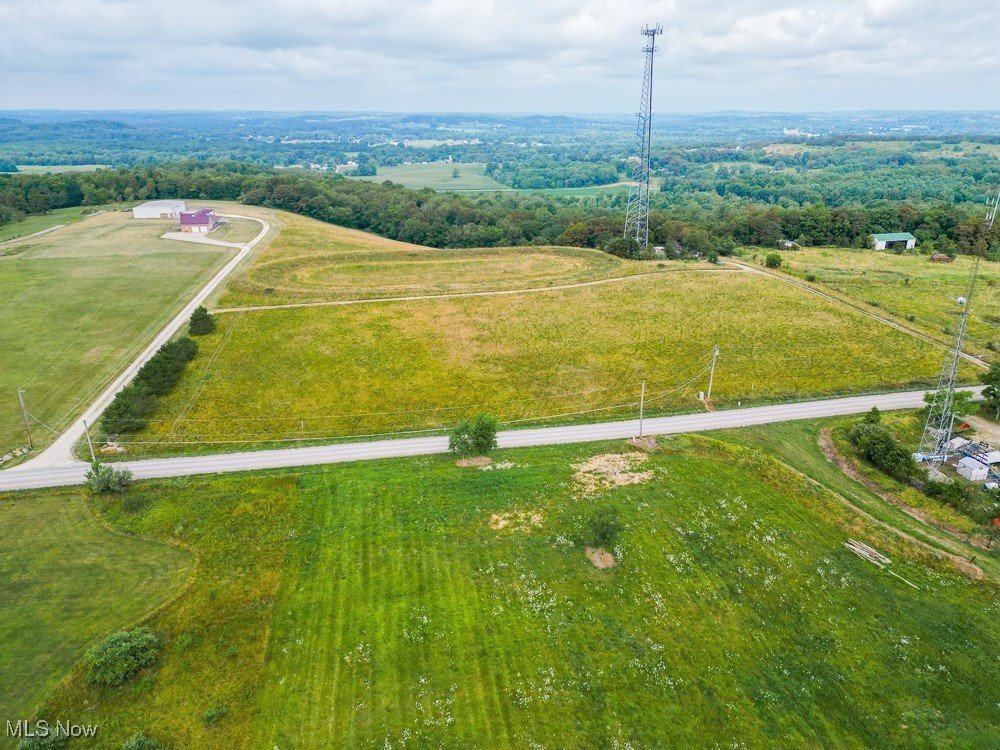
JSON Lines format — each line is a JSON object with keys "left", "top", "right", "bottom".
{"left": 449, "top": 413, "right": 500, "bottom": 457}
{"left": 16, "top": 726, "right": 68, "bottom": 750}
{"left": 804, "top": 272, "right": 816, "bottom": 282}
{"left": 202, "top": 705, "right": 228, "bottom": 723}
{"left": 85, "top": 461, "right": 134, "bottom": 494}
{"left": 120, "top": 733, "right": 166, "bottom": 750}
{"left": 588, "top": 506, "right": 623, "bottom": 548}
{"left": 863, "top": 406, "right": 882, "bottom": 424}
{"left": 848, "top": 423, "right": 919, "bottom": 481}
{"left": 188, "top": 306, "right": 216, "bottom": 336}
{"left": 764, "top": 252, "right": 782, "bottom": 269}
{"left": 84, "top": 627, "right": 158, "bottom": 685}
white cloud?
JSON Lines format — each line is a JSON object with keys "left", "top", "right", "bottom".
{"left": 0, "top": 0, "right": 996, "bottom": 111}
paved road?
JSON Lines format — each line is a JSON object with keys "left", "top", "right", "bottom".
{"left": 0, "top": 387, "right": 980, "bottom": 492}
{"left": 16, "top": 214, "right": 270, "bottom": 470}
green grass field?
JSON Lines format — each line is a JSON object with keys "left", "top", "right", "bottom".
{"left": 0, "top": 206, "right": 116, "bottom": 243}
{"left": 217, "top": 211, "right": 706, "bottom": 308}
{"left": 119, "top": 268, "right": 960, "bottom": 454}
{"left": 0, "top": 209, "right": 234, "bottom": 456}
{"left": 13, "top": 164, "right": 109, "bottom": 174}
{"left": 354, "top": 162, "right": 510, "bottom": 192}
{"left": 9, "top": 432, "right": 997, "bottom": 748}
{"left": 0, "top": 493, "right": 191, "bottom": 723}
{"left": 765, "top": 247, "right": 1000, "bottom": 357}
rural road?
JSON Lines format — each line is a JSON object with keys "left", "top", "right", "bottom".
{"left": 0, "top": 387, "right": 982, "bottom": 491}
{"left": 13, "top": 214, "right": 270, "bottom": 470}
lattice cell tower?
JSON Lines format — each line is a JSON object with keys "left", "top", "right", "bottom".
{"left": 623, "top": 24, "right": 662, "bottom": 251}
{"left": 916, "top": 187, "right": 1000, "bottom": 471}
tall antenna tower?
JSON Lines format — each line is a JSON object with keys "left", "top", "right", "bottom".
{"left": 623, "top": 24, "right": 662, "bottom": 251}
{"left": 916, "top": 187, "right": 1000, "bottom": 471}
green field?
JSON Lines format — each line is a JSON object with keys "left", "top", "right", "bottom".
{"left": 115, "top": 268, "right": 963, "bottom": 454}
{"left": 9, "top": 431, "right": 997, "bottom": 748}
{"left": 0, "top": 206, "right": 115, "bottom": 243}
{"left": 217, "top": 211, "right": 707, "bottom": 308}
{"left": 13, "top": 164, "right": 109, "bottom": 174}
{"left": 0, "top": 493, "right": 191, "bottom": 723}
{"left": 354, "top": 162, "right": 510, "bottom": 192}
{"left": 765, "top": 247, "right": 1000, "bottom": 356}
{"left": 0, "top": 209, "right": 234, "bottom": 456}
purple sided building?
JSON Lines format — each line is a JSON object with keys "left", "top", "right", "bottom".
{"left": 179, "top": 208, "right": 222, "bottom": 234}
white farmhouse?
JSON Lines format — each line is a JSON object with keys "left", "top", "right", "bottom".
{"left": 133, "top": 200, "right": 186, "bottom": 219}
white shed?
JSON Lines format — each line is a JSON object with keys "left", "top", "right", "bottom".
{"left": 957, "top": 457, "right": 989, "bottom": 481}
{"left": 946, "top": 436, "right": 971, "bottom": 451}
{"left": 133, "top": 200, "right": 186, "bottom": 219}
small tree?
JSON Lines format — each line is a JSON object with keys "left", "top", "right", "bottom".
{"left": 603, "top": 236, "right": 641, "bottom": 259}
{"left": 188, "top": 306, "right": 216, "bottom": 336}
{"left": 84, "top": 627, "right": 158, "bottom": 685}
{"left": 980, "top": 362, "right": 1000, "bottom": 418}
{"left": 589, "top": 506, "right": 623, "bottom": 548}
{"left": 85, "top": 461, "right": 134, "bottom": 494}
{"left": 764, "top": 252, "right": 782, "bottom": 269}
{"left": 451, "top": 168, "right": 461, "bottom": 179}
{"left": 863, "top": 406, "right": 882, "bottom": 424}
{"left": 923, "top": 390, "right": 975, "bottom": 419}
{"left": 449, "top": 413, "right": 499, "bottom": 458}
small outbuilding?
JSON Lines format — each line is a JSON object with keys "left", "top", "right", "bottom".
{"left": 957, "top": 456, "right": 989, "bottom": 481}
{"left": 930, "top": 253, "right": 955, "bottom": 263}
{"left": 179, "top": 208, "right": 222, "bottom": 234}
{"left": 133, "top": 199, "right": 186, "bottom": 219}
{"left": 873, "top": 232, "right": 916, "bottom": 251}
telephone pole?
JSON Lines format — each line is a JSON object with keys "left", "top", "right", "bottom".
{"left": 17, "top": 387, "right": 32, "bottom": 449}
{"left": 83, "top": 419, "right": 97, "bottom": 462}
{"left": 639, "top": 380, "right": 646, "bottom": 437}
{"left": 623, "top": 24, "right": 662, "bottom": 251}
{"left": 706, "top": 345, "right": 720, "bottom": 401}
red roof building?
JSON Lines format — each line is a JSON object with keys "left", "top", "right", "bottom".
{"left": 179, "top": 208, "right": 222, "bottom": 234}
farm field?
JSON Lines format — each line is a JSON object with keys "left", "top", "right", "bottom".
{"left": 0, "top": 205, "right": 113, "bottom": 243}
{"left": 12, "top": 164, "right": 109, "bottom": 174}
{"left": 767, "top": 247, "right": 1000, "bottom": 356}
{"left": 354, "top": 162, "right": 510, "bottom": 191}
{"left": 12, "top": 434, "right": 999, "bottom": 748}
{"left": 120, "top": 270, "right": 962, "bottom": 454}
{"left": 0, "top": 493, "right": 191, "bottom": 723}
{"left": 217, "top": 211, "right": 705, "bottom": 308}
{"left": 0, "top": 208, "right": 235, "bottom": 456}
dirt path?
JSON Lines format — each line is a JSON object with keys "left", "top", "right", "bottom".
{"left": 818, "top": 427, "right": 986, "bottom": 578}
{"left": 211, "top": 267, "right": 746, "bottom": 314}
{"left": 728, "top": 261, "right": 989, "bottom": 370}
{"left": 0, "top": 223, "right": 67, "bottom": 248}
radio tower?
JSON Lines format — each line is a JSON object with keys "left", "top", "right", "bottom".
{"left": 917, "top": 187, "right": 1000, "bottom": 471}
{"left": 623, "top": 24, "right": 662, "bottom": 251}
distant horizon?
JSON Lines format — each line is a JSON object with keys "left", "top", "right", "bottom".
{"left": 4, "top": 108, "right": 1000, "bottom": 117}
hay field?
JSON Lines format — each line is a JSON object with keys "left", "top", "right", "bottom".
{"left": 353, "top": 162, "right": 510, "bottom": 191}
{"left": 22, "top": 436, "right": 1000, "bottom": 748}
{"left": 217, "top": 211, "right": 704, "bottom": 308}
{"left": 121, "top": 271, "right": 956, "bottom": 453}
{"left": 0, "top": 209, "right": 234, "bottom": 456}
{"left": 768, "top": 247, "right": 1000, "bottom": 355}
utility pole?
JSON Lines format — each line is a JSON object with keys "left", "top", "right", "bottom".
{"left": 17, "top": 387, "right": 32, "bottom": 450}
{"left": 706, "top": 345, "right": 720, "bottom": 402}
{"left": 83, "top": 419, "right": 96, "bottom": 463}
{"left": 639, "top": 380, "right": 646, "bottom": 437}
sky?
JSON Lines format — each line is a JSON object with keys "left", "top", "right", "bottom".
{"left": 1, "top": 0, "right": 997, "bottom": 113}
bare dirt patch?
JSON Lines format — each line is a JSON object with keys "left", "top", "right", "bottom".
{"left": 627, "top": 436, "right": 658, "bottom": 452}
{"left": 481, "top": 460, "right": 515, "bottom": 471}
{"left": 585, "top": 547, "right": 617, "bottom": 569}
{"left": 489, "top": 511, "right": 543, "bottom": 532}
{"left": 457, "top": 456, "right": 492, "bottom": 468}
{"left": 573, "top": 452, "right": 653, "bottom": 494}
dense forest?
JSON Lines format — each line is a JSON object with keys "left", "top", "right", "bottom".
{"left": 2, "top": 163, "right": 998, "bottom": 259}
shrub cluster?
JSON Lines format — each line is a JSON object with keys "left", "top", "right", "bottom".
{"left": 448, "top": 413, "right": 500, "bottom": 458}
{"left": 85, "top": 461, "right": 133, "bottom": 494}
{"left": 16, "top": 727, "right": 67, "bottom": 750}
{"left": 120, "top": 733, "right": 166, "bottom": 750}
{"left": 101, "top": 338, "right": 198, "bottom": 436}
{"left": 84, "top": 627, "right": 159, "bottom": 685}
{"left": 848, "top": 422, "right": 920, "bottom": 481}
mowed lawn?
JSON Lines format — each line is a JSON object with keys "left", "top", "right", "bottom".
{"left": 0, "top": 210, "right": 234, "bottom": 455}
{"left": 0, "top": 493, "right": 191, "bottom": 722}
{"left": 767, "top": 247, "right": 1000, "bottom": 357}
{"left": 0, "top": 205, "right": 113, "bottom": 243}
{"left": 353, "top": 162, "right": 510, "bottom": 192}
{"left": 217, "top": 211, "right": 695, "bottom": 308}
{"left": 24, "top": 437, "right": 1000, "bottom": 748}
{"left": 128, "top": 271, "right": 955, "bottom": 451}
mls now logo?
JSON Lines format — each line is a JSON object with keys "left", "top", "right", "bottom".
{"left": 6, "top": 719, "right": 98, "bottom": 740}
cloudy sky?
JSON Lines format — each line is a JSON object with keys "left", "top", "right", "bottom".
{"left": 1, "top": 0, "right": 996, "bottom": 112}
